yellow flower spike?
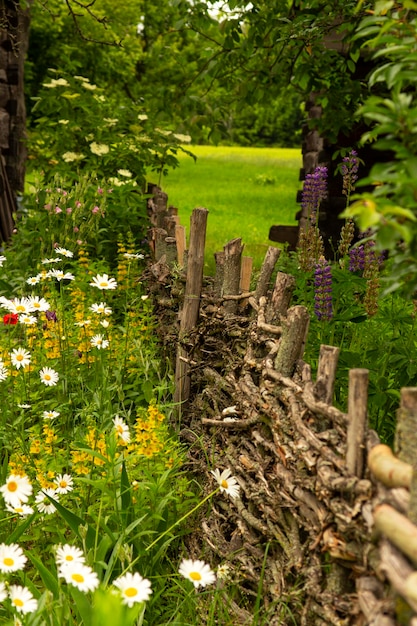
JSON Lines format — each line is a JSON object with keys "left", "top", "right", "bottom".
{"left": 30, "top": 440, "right": 41, "bottom": 455}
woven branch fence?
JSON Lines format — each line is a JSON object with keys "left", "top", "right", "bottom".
{"left": 145, "top": 185, "right": 417, "bottom": 626}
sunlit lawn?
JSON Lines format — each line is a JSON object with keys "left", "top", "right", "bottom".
{"left": 161, "top": 145, "right": 302, "bottom": 274}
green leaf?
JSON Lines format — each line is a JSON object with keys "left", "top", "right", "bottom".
{"left": 7, "top": 513, "right": 36, "bottom": 544}
{"left": 142, "top": 380, "right": 154, "bottom": 403}
{"left": 46, "top": 494, "right": 96, "bottom": 550}
{"left": 120, "top": 462, "right": 132, "bottom": 529}
{"left": 28, "top": 553, "right": 59, "bottom": 596}
{"left": 70, "top": 586, "right": 92, "bottom": 626}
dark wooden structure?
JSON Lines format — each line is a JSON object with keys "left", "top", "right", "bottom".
{"left": 0, "top": 0, "right": 30, "bottom": 243}
{"left": 269, "top": 33, "right": 383, "bottom": 255}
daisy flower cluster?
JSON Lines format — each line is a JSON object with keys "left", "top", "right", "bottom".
{"left": 0, "top": 543, "right": 38, "bottom": 614}
{"left": 56, "top": 544, "right": 153, "bottom": 606}
{"left": 0, "top": 216, "right": 239, "bottom": 622}
{"left": 0, "top": 471, "right": 74, "bottom": 517}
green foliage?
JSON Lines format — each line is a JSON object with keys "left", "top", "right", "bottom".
{"left": 345, "top": 2, "right": 417, "bottom": 297}
{"left": 26, "top": 69, "right": 195, "bottom": 263}
{"left": 278, "top": 248, "right": 414, "bottom": 446}
{"left": 0, "top": 173, "right": 250, "bottom": 625}
{"left": 181, "top": 0, "right": 374, "bottom": 143}
{"left": 25, "top": 0, "right": 305, "bottom": 148}
{"left": 28, "top": 70, "right": 193, "bottom": 186}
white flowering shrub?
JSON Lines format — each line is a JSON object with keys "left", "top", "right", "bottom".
{"left": 28, "top": 71, "right": 193, "bottom": 187}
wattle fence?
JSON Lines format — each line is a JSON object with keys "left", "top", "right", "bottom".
{"left": 146, "top": 184, "right": 417, "bottom": 626}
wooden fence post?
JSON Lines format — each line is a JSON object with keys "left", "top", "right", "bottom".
{"left": 255, "top": 246, "right": 281, "bottom": 302}
{"left": 267, "top": 272, "right": 296, "bottom": 324}
{"left": 223, "top": 238, "right": 244, "bottom": 315}
{"left": 174, "top": 208, "right": 208, "bottom": 408}
{"left": 346, "top": 368, "right": 369, "bottom": 477}
{"left": 314, "top": 345, "right": 340, "bottom": 404}
{"left": 396, "top": 388, "right": 417, "bottom": 525}
{"left": 175, "top": 224, "right": 186, "bottom": 266}
{"left": 313, "top": 345, "right": 340, "bottom": 430}
{"left": 274, "top": 305, "right": 309, "bottom": 376}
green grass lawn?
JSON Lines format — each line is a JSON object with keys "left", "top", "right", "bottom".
{"left": 160, "top": 145, "right": 302, "bottom": 274}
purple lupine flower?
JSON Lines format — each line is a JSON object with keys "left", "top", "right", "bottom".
{"left": 349, "top": 245, "right": 365, "bottom": 272}
{"left": 301, "top": 166, "right": 328, "bottom": 224}
{"left": 341, "top": 150, "right": 359, "bottom": 197}
{"left": 314, "top": 257, "right": 333, "bottom": 321}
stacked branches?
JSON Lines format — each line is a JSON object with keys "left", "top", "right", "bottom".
{"left": 146, "top": 193, "right": 416, "bottom": 625}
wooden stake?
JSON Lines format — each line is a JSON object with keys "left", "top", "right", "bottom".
{"left": 175, "top": 224, "right": 186, "bottom": 266}
{"left": 164, "top": 236, "right": 178, "bottom": 265}
{"left": 239, "top": 256, "right": 253, "bottom": 308}
{"left": 396, "top": 388, "right": 417, "bottom": 525}
{"left": 152, "top": 227, "right": 168, "bottom": 261}
{"left": 222, "top": 238, "right": 243, "bottom": 315}
{"left": 267, "top": 271, "right": 296, "bottom": 323}
{"left": 395, "top": 388, "right": 417, "bottom": 463}
{"left": 314, "top": 345, "right": 340, "bottom": 404}
{"left": 255, "top": 246, "right": 281, "bottom": 301}
{"left": 274, "top": 305, "right": 309, "bottom": 377}
{"left": 174, "top": 208, "right": 208, "bottom": 407}
{"left": 346, "top": 368, "right": 369, "bottom": 478}
{"left": 213, "top": 251, "right": 225, "bottom": 297}
{"left": 313, "top": 344, "right": 340, "bottom": 430}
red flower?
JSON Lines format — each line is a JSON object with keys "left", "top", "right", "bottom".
{"left": 3, "top": 313, "right": 18, "bottom": 325}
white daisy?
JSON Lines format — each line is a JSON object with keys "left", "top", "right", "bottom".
{"left": 41, "top": 257, "right": 61, "bottom": 264}
{"left": 6, "top": 503, "right": 34, "bottom": 517}
{"left": 0, "top": 543, "right": 27, "bottom": 573}
{"left": 90, "top": 302, "right": 112, "bottom": 315}
{"left": 59, "top": 561, "right": 99, "bottom": 592}
{"left": 55, "top": 544, "right": 85, "bottom": 567}
{"left": 55, "top": 247, "right": 74, "bottom": 258}
{"left": 210, "top": 468, "right": 240, "bottom": 499}
{"left": 0, "top": 255, "right": 6, "bottom": 267}
{"left": 178, "top": 558, "right": 216, "bottom": 589}
{"left": 7, "top": 297, "right": 34, "bottom": 315}
{"left": 19, "top": 314, "right": 37, "bottom": 326}
{"left": 27, "top": 296, "right": 50, "bottom": 312}
{"left": 0, "top": 295, "right": 12, "bottom": 309}
{"left": 113, "top": 571, "right": 152, "bottom": 607}
{"left": 90, "top": 334, "right": 109, "bottom": 349}
{"left": 100, "top": 319, "right": 110, "bottom": 328}
{"left": 217, "top": 564, "right": 231, "bottom": 580}
{"left": 39, "top": 367, "right": 59, "bottom": 386}
{"left": 10, "top": 348, "right": 31, "bottom": 370}
{"left": 89, "top": 273, "right": 117, "bottom": 290}
{"left": 43, "top": 410, "right": 60, "bottom": 420}
{"left": 26, "top": 275, "right": 41, "bottom": 285}
{"left": 0, "top": 365, "right": 9, "bottom": 381}
{"left": 48, "top": 269, "right": 75, "bottom": 281}
{"left": 35, "top": 488, "right": 58, "bottom": 514}
{"left": 0, "top": 474, "right": 32, "bottom": 507}
{"left": 0, "top": 581, "right": 6, "bottom": 602}
{"left": 8, "top": 585, "right": 38, "bottom": 614}
{"left": 113, "top": 416, "right": 131, "bottom": 443}
{"left": 54, "top": 473, "right": 74, "bottom": 494}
